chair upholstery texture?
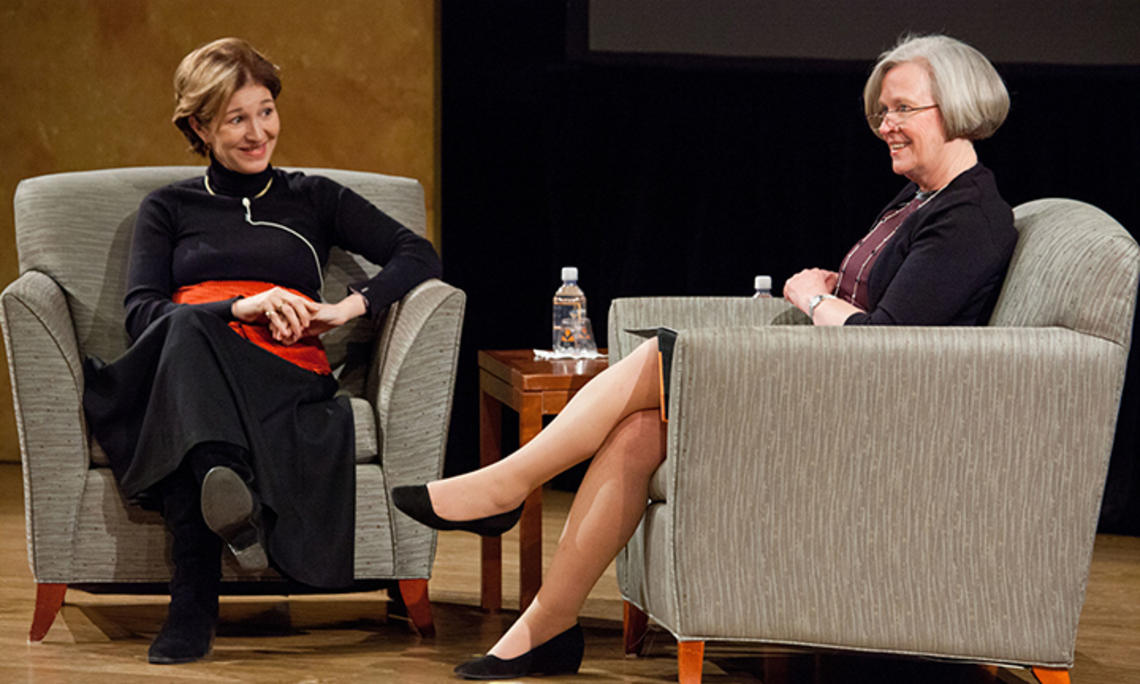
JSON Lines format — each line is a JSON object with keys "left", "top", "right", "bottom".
{"left": 2, "top": 166, "right": 464, "bottom": 587}
{"left": 608, "top": 198, "right": 1139, "bottom": 669}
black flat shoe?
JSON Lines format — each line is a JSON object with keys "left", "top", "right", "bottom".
{"left": 200, "top": 466, "right": 268, "bottom": 572}
{"left": 454, "top": 624, "right": 584, "bottom": 680}
{"left": 391, "top": 484, "right": 523, "bottom": 537}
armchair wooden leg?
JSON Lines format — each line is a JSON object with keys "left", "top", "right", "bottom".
{"left": 29, "top": 583, "right": 67, "bottom": 643}
{"left": 397, "top": 579, "right": 435, "bottom": 638}
{"left": 677, "top": 640, "right": 705, "bottom": 684}
{"left": 1031, "top": 667, "right": 1070, "bottom": 684}
{"left": 623, "top": 601, "right": 650, "bottom": 655}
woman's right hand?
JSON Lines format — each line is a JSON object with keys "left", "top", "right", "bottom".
{"left": 231, "top": 287, "right": 321, "bottom": 345}
{"left": 783, "top": 268, "right": 839, "bottom": 314}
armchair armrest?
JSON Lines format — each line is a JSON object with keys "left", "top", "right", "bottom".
{"left": 607, "top": 296, "right": 803, "bottom": 362}
{"left": 653, "top": 325, "right": 1127, "bottom": 664}
{"left": 0, "top": 270, "right": 90, "bottom": 582}
{"left": 364, "top": 279, "right": 465, "bottom": 574}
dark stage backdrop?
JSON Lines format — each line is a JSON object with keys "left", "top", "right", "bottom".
{"left": 440, "top": 1, "right": 1140, "bottom": 534}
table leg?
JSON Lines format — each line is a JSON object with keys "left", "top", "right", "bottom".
{"left": 479, "top": 385, "right": 504, "bottom": 613}
{"left": 518, "top": 395, "right": 544, "bottom": 612}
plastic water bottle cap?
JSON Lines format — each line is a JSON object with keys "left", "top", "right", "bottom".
{"left": 562, "top": 266, "right": 579, "bottom": 282}
{"left": 754, "top": 275, "right": 771, "bottom": 290}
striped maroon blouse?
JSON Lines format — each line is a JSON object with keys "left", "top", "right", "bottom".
{"left": 835, "top": 194, "right": 930, "bottom": 310}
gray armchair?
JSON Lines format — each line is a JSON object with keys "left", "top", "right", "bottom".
{"left": 1, "top": 166, "right": 464, "bottom": 641}
{"left": 608, "top": 199, "right": 1139, "bottom": 684}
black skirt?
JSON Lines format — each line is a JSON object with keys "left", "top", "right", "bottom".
{"left": 83, "top": 307, "right": 355, "bottom": 589}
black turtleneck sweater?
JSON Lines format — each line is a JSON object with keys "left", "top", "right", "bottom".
{"left": 124, "top": 160, "right": 442, "bottom": 343}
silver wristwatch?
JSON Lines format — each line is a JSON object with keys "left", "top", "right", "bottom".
{"left": 809, "top": 293, "right": 837, "bottom": 317}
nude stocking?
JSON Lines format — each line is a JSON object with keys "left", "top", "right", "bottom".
{"left": 426, "top": 338, "right": 662, "bottom": 522}
{"left": 487, "top": 408, "right": 666, "bottom": 660}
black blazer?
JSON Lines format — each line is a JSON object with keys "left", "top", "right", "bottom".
{"left": 845, "top": 163, "right": 1016, "bottom": 326}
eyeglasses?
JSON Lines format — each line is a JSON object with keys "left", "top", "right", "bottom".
{"left": 867, "top": 104, "right": 939, "bottom": 128}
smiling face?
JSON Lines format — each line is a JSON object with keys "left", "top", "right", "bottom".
{"left": 877, "top": 61, "right": 949, "bottom": 190}
{"left": 191, "top": 83, "right": 279, "bottom": 174}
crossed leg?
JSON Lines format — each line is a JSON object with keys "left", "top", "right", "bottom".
{"left": 424, "top": 338, "right": 667, "bottom": 659}
{"left": 427, "top": 338, "right": 662, "bottom": 522}
{"left": 488, "top": 408, "right": 665, "bottom": 658}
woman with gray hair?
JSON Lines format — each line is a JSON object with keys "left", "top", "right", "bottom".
{"left": 394, "top": 34, "right": 1015, "bottom": 679}
{"left": 784, "top": 32, "right": 1013, "bottom": 325}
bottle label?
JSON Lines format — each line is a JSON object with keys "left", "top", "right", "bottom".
{"left": 553, "top": 299, "right": 583, "bottom": 351}
{"left": 552, "top": 296, "right": 596, "bottom": 355}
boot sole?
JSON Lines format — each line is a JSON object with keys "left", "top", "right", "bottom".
{"left": 148, "top": 647, "right": 213, "bottom": 665}
{"left": 200, "top": 467, "right": 268, "bottom": 572}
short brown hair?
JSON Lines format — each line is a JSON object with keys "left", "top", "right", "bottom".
{"left": 864, "top": 34, "right": 1009, "bottom": 141}
{"left": 172, "top": 38, "right": 282, "bottom": 156}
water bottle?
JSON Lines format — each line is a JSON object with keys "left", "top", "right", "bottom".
{"left": 752, "top": 275, "right": 772, "bottom": 298}
{"left": 552, "top": 266, "right": 596, "bottom": 355}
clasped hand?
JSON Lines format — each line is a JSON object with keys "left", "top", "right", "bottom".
{"left": 782, "top": 268, "right": 838, "bottom": 314}
{"left": 230, "top": 287, "right": 367, "bottom": 345}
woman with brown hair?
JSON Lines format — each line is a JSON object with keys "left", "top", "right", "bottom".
{"left": 83, "top": 37, "right": 441, "bottom": 664}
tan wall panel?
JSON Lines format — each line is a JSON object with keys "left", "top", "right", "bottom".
{"left": 0, "top": 0, "right": 440, "bottom": 462}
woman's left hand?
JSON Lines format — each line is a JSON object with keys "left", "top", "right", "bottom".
{"left": 303, "top": 293, "right": 369, "bottom": 338}
{"left": 783, "top": 268, "right": 838, "bottom": 314}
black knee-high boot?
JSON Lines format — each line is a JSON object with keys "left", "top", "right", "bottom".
{"left": 149, "top": 467, "right": 222, "bottom": 665}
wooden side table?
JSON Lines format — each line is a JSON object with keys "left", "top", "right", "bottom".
{"left": 477, "top": 349, "right": 609, "bottom": 613}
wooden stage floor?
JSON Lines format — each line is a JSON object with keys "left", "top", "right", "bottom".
{"left": 0, "top": 463, "right": 1136, "bottom": 683}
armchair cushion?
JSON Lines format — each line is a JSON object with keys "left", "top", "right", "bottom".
{"left": 607, "top": 296, "right": 798, "bottom": 362}
{"left": 991, "top": 198, "right": 1138, "bottom": 345}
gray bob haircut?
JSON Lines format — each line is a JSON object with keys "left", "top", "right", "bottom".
{"left": 864, "top": 34, "right": 1009, "bottom": 140}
